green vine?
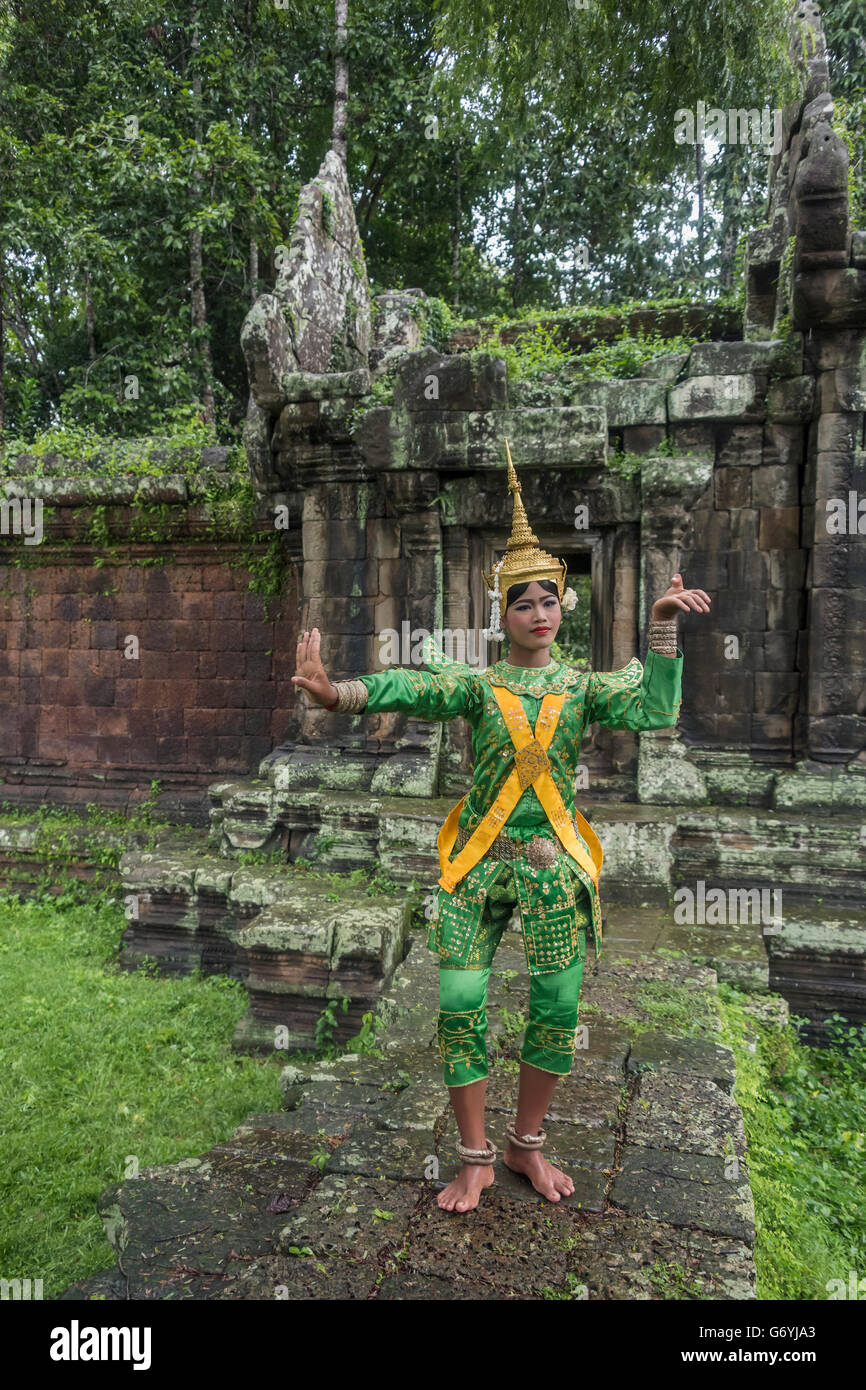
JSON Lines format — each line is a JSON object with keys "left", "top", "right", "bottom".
{"left": 775, "top": 235, "right": 798, "bottom": 340}
{"left": 0, "top": 430, "right": 290, "bottom": 608}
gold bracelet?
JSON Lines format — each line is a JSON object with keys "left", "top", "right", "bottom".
{"left": 648, "top": 618, "right": 678, "bottom": 656}
{"left": 330, "top": 678, "right": 369, "bottom": 713}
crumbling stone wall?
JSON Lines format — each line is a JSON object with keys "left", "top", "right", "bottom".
{"left": 0, "top": 453, "right": 297, "bottom": 821}
{"left": 1, "top": 4, "right": 862, "bottom": 826}
{"left": 252, "top": 0, "right": 864, "bottom": 817}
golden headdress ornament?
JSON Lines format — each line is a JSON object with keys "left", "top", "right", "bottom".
{"left": 482, "top": 439, "right": 577, "bottom": 642}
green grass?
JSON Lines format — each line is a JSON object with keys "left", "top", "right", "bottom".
{"left": 0, "top": 889, "right": 287, "bottom": 1299}
{"left": 717, "top": 985, "right": 866, "bottom": 1300}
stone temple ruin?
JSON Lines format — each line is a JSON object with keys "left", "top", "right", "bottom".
{"left": 41, "top": 1, "right": 865, "bottom": 1301}
{"left": 2, "top": 1, "right": 863, "bottom": 1067}
{"left": 228, "top": 2, "right": 862, "bottom": 1049}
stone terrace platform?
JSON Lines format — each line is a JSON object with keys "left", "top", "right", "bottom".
{"left": 62, "top": 902, "right": 763, "bottom": 1301}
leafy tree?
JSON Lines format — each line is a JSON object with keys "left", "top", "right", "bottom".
{"left": 1, "top": 0, "right": 860, "bottom": 444}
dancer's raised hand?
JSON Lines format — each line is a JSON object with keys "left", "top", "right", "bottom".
{"left": 651, "top": 574, "right": 711, "bottom": 619}
{"left": 291, "top": 628, "right": 339, "bottom": 707}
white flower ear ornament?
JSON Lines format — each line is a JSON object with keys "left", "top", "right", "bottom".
{"left": 483, "top": 558, "right": 506, "bottom": 641}
{"left": 561, "top": 586, "right": 578, "bottom": 613}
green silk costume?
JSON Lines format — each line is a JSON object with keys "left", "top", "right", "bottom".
{"left": 358, "top": 645, "right": 684, "bottom": 1084}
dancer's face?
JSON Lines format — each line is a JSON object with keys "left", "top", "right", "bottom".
{"left": 503, "top": 581, "right": 561, "bottom": 654}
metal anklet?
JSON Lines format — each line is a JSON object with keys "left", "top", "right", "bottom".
{"left": 456, "top": 1138, "right": 497, "bottom": 1165}
{"left": 505, "top": 1119, "right": 547, "bottom": 1150}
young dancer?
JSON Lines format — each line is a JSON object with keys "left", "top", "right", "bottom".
{"left": 292, "top": 442, "right": 710, "bottom": 1212}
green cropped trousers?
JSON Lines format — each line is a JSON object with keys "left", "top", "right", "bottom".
{"left": 436, "top": 877, "right": 587, "bottom": 1088}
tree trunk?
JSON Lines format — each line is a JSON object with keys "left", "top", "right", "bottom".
{"left": 190, "top": 16, "right": 216, "bottom": 426}
{"left": 0, "top": 245, "right": 5, "bottom": 437}
{"left": 247, "top": 0, "right": 258, "bottom": 304}
{"left": 512, "top": 164, "right": 524, "bottom": 311}
{"left": 696, "top": 139, "right": 705, "bottom": 284}
{"left": 84, "top": 271, "right": 96, "bottom": 360}
{"left": 332, "top": 0, "right": 348, "bottom": 165}
{"left": 452, "top": 147, "right": 461, "bottom": 310}
{"left": 718, "top": 150, "right": 743, "bottom": 296}
{"left": 719, "top": 217, "right": 738, "bottom": 294}
{"left": 249, "top": 238, "right": 259, "bottom": 304}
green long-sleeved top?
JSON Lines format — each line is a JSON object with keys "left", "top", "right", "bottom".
{"left": 358, "top": 644, "right": 684, "bottom": 974}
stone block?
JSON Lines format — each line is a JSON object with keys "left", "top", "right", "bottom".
{"left": 325, "top": 634, "right": 372, "bottom": 674}
{"left": 746, "top": 211, "right": 787, "bottom": 269}
{"left": 815, "top": 672, "right": 866, "bottom": 717}
{"left": 681, "top": 544, "right": 728, "bottom": 589}
{"left": 726, "top": 549, "right": 764, "bottom": 593}
{"left": 766, "top": 588, "right": 804, "bottom": 630}
{"left": 809, "top": 583, "right": 866, "bottom": 634}
{"left": 810, "top": 537, "right": 866, "bottom": 588}
{"left": 715, "top": 424, "right": 764, "bottom": 468}
{"left": 366, "top": 519, "right": 401, "bottom": 560}
{"left": 610, "top": 1145, "right": 754, "bottom": 1243}
{"left": 689, "top": 507, "right": 731, "bottom": 551}
{"left": 623, "top": 424, "right": 666, "bottom": 454}
{"left": 275, "top": 399, "right": 321, "bottom": 442}
{"left": 302, "top": 558, "right": 380, "bottom": 598}
{"left": 304, "top": 481, "right": 377, "bottom": 523}
{"left": 716, "top": 669, "right": 756, "bottom": 715}
{"left": 371, "top": 289, "right": 428, "bottom": 366}
{"left": 754, "top": 671, "right": 800, "bottom": 716}
{"left": 811, "top": 329, "right": 866, "bottom": 370}
{"left": 812, "top": 454, "right": 866, "bottom": 518}
{"left": 639, "top": 351, "right": 690, "bottom": 382}
{"left": 713, "top": 589, "right": 766, "bottom": 629}
{"left": 766, "top": 375, "right": 815, "bottom": 423}
{"left": 376, "top": 556, "right": 410, "bottom": 599}
{"left": 688, "top": 338, "right": 803, "bottom": 377}
{"left": 762, "top": 631, "right": 798, "bottom": 672}
{"left": 750, "top": 464, "right": 799, "bottom": 507}
{"left": 243, "top": 396, "right": 277, "bottom": 491}
{"left": 714, "top": 467, "right": 750, "bottom": 509}
{"left": 281, "top": 369, "right": 371, "bottom": 402}
{"left": 579, "top": 378, "right": 667, "bottom": 426}
{"left": 762, "top": 422, "right": 805, "bottom": 468}
{"left": 353, "top": 406, "right": 397, "bottom": 470}
{"left": 669, "top": 374, "right": 763, "bottom": 423}
{"left": 762, "top": 548, "right": 807, "bottom": 591}
{"left": 474, "top": 406, "right": 607, "bottom": 469}
{"left": 670, "top": 423, "right": 718, "bottom": 455}
{"left": 318, "top": 519, "right": 367, "bottom": 561}
{"left": 750, "top": 713, "right": 795, "bottom": 748}
{"left": 395, "top": 350, "right": 507, "bottom": 412}
{"left": 758, "top": 507, "right": 800, "bottom": 549}
{"left": 806, "top": 714, "right": 866, "bottom": 760}
{"left": 817, "top": 367, "right": 866, "bottom": 414}
{"left": 240, "top": 293, "right": 296, "bottom": 413}
{"left": 316, "top": 596, "right": 374, "bottom": 635}
{"left": 793, "top": 266, "right": 866, "bottom": 328}
{"left": 792, "top": 122, "right": 850, "bottom": 265}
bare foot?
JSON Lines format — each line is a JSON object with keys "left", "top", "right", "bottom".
{"left": 503, "top": 1143, "right": 575, "bottom": 1201}
{"left": 437, "top": 1163, "right": 495, "bottom": 1213}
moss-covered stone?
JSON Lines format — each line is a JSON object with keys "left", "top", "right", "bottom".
{"left": 774, "top": 760, "right": 866, "bottom": 812}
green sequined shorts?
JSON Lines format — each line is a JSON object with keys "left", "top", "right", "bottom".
{"left": 436, "top": 872, "right": 587, "bottom": 1088}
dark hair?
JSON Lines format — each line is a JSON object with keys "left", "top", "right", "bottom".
{"left": 505, "top": 578, "right": 559, "bottom": 609}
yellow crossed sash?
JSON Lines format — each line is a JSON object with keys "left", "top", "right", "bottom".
{"left": 436, "top": 684, "right": 604, "bottom": 893}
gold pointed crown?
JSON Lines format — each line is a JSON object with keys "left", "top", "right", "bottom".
{"left": 482, "top": 439, "right": 567, "bottom": 603}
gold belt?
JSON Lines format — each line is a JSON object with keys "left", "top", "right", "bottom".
{"left": 455, "top": 819, "right": 584, "bottom": 871}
